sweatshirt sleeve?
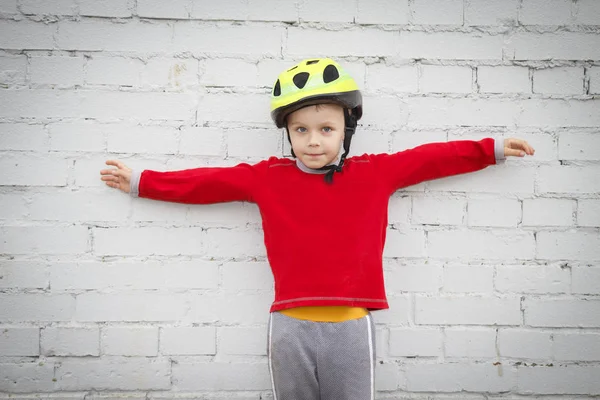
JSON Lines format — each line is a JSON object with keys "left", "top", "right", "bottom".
{"left": 372, "top": 138, "right": 498, "bottom": 193}
{"left": 134, "top": 160, "right": 267, "bottom": 204}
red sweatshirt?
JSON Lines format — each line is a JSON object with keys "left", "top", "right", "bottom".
{"left": 136, "top": 139, "right": 500, "bottom": 312}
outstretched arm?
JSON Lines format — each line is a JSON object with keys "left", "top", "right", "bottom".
{"left": 372, "top": 138, "right": 535, "bottom": 193}
{"left": 101, "top": 159, "right": 267, "bottom": 204}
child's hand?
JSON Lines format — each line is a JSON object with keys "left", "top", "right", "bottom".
{"left": 100, "top": 160, "right": 132, "bottom": 193}
{"left": 504, "top": 138, "right": 535, "bottom": 157}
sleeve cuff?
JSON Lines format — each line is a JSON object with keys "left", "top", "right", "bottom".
{"left": 494, "top": 138, "right": 506, "bottom": 163}
{"left": 129, "top": 169, "right": 142, "bottom": 197}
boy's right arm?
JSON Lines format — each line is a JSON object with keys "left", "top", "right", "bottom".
{"left": 102, "top": 160, "right": 267, "bottom": 204}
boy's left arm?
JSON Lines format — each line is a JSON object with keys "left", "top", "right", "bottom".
{"left": 371, "top": 138, "right": 534, "bottom": 193}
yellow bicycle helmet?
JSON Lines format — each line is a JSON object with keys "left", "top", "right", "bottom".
{"left": 270, "top": 58, "right": 363, "bottom": 184}
{"left": 270, "top": 58, "right": 362, "bottom": 128}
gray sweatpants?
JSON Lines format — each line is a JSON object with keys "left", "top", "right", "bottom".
{"left": 267, "top": 311, "right": 376, "bottom": 400}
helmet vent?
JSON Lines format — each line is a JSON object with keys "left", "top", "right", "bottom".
{"left": 306, "top": 60, "right": 319, "bottom": 65}
{"left": 293, "top": 72, "right": 310, "bottom": 89}
{"left": 287, "top": 65, "right": 298, "bottom": 72}
{"left": 273, "top": 79, "right": 281, "bottom": 96}
{"left": 323, "top": 64, "right": 339, "bottom": 83}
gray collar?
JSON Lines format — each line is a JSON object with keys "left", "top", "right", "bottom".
{"left": 295, "top": 148, "right": 343, "bottom": 174}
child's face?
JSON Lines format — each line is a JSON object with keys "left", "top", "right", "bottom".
{"left": 287, "top": 103, "right": 345, "bottom": 169}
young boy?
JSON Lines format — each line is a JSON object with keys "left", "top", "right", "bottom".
{"left": 100, "top": 58, "right": 534, "bottom": 400}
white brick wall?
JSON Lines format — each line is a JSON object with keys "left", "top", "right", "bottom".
{"left": 1, "top": 0, "right": 599, "bottom": 398}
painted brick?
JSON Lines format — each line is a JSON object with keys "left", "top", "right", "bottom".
{"left": 173, "top": 23, "right": 283, "bottom": 56}
{"left": 221, "top": 261, "right": 273, "bottom": 290}
{"left": 160, "top": 327, "right": 215, "bottom": 355}
{"left": 0, "top": 0, "right": 18, "bottom": 13}
{"left": 524, "top": 299, "right": 600, "bottom": 327}
{"left": 428, "top": 165, "right": 535, "bottom": 193}
{"left": 572, "top": 266, "right": 600, "bottom": 295}
{"left": 387, "top": 193, "right": 411, "bottom": 224}
{"left": 357, "top": 0, "right": 409, "bottom": 25}
{"left": 389, "top": 328, "right": 442, "bottom": 357}
{"left": 55, "top": 359, "right": 170, "bottom": 390}
{"left": 443, "top": 264, "right": 494, "bottom": 293}
{"left": 143, "top": 57, "right": 199, "bottom": 88}
{"left": 218, "top": 326, "right": 267, "bottom": 355}
{"left": 48, "top": 122, "right": 105, "bottom": 152}
{"left": 591, "top": 66, "right": 600, "bottom": 94}
{"left": 405, "top": 363, "right": 516, "bottom": 392}
{"left": 522, "top": 198, "right": 575, "bottom": 227}
{"left": 497, "top": 329, "right": 552, "bottom": 359}
{"left": 137, "top": 0, "right": 190, "bottom": 19}
{"left": 420, "top": 65, "right": 473, "bottom": 94}
{"left": 172, "top": 362, "right": 270, "bottom": 390}
{"left": 464, "top": 0, "right": 518, "bottom": 26}
{"left": 412, "top": 195, "right": 465, "bottom": 225}
{"left": 537, "top": 231, "right": 600, "bottom": 261}
{"left": 385, "top": 260, "right": 443, "bottom": 293}
{"left": 0, "top": 122, "right": 47, "bottom": 151}
{"left": 366, "top": 296, "right": 410, "bottom": 326}
{"left": 201, "top": 58, "right": 258, "bottom": 87}
{"left": 50, "top": 261, "right": 219, "bottom": 290}
{"left": 366, "top": 63, "right": 418, "bottom": 93}
{"left": 79, "top": 0, "right": 131, "bottom": 17}
{"left": 496, "top": 265, "right": 570, "bottom": 294}
{"left": 0, "top": 327, "right": 39, "bottom": 356}
{"left": 298, "top": 0, "right": 354, "bottom": 23}
{"left": 287, "top": 27, "right": 399, "bottom": 58}
{"left": 411, "top": 0, "right": 463, "bottom": 25}
{"left": 517, "top": 365, "right": 600, "bottom": 395}
{"left": 415, "top": 296, "right": 521, "bottom": 325}
{"left": 508, "top": 32, "right": 600, "bottom": 61}
{"left": 0, "top": 261, "right": 48, "bottom": 289}
{"left": 444, "top": 327, "right": 496, "bottom": 358}
{"left": 0, "top": 54, "right": 27, "bottom": 85}
{"left": 74, "top": 293, "right": 187, "bottom": 322}
{"left": 427, "top": 229, "right": 535, "bottom": 260}
{"left": 559, "top": 132, "right": 600, "bottom": 161}
{"left": 187, "top": 293, "right": 273, "bottom": 324}
{"left": 575, "top": 0, "right": 600, "bottom": 25}
{"left": 477, "top": 66, "right": 530, "bottom": 93}
{"left": 578, "top": 200, "right": 600, "bottom": 227}
{"left": 102, "top": 326, "right": 158, "bottom": 356}
{"left": 106, "top": 125, "right": 179, "bottom": 154}
{"left": 227, "top": 128, "right": 281, "bottom": 158}
{"left": 383, "top": 228, "right": 426, "bottom": 258}
{"left": 0, "top": 294, "right": 75, "bottom": 322}
{"left": 86, "top": 56, "right": 143, "bottom": 86}
{"left": 399, "top": 32, "right": 504, "bottom": 60}
{"left": 29, "top": 56, "right": 84, "bottom": 86}
{"left": 41, "top": 327, "right": 99, "bottom": 356}
{"left": 519, "top": 0, "right": 572, "bottom": 25}
{"left": 189, "top": 0, "right": 247, "bottom": 20}
{"left": 0, "top": 226, "right": 88, "bottom": 255}
{"left": 21, "top": 0, "right": 76, "bottom": 15}
{"left": 533, "top": 67, "right": 584, "bottom": 95}
{"left": 0, "top": 363, "right": 55, "bottom": 392}
{"left": 467, "top": 197, "right": 521, "bottom": 227}
{"left": 0, "top": 20, "right": 55, "bottom": 50}
{"left": 247, "top": 0, "right": 298, "bottom": 22}
{"left": 179, "top": 126, "right": 225, "bottom": 156}
{"left": 0, "top": 89, "right": 197, "bottom": 121}
{"left": 537, "top": 166, "right": 600, "bottom": 194}
{"left": 57, "top": 20, "right": 172, "bottom": 52}
{"left": 522, "top": 99, "right": 597, "bottom": 127}
{"left": 553, "top": 333, "right": 600, "bottom": 361}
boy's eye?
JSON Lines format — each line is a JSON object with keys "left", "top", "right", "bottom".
{"left": 296, "top": 127, "right": 307, "bottom": 133}
{"left": 322, "top": 127, "right": 332, "bottom": 133}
